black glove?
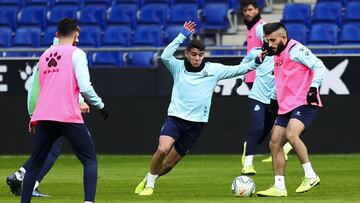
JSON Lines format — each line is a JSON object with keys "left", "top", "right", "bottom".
{"left": 307, "top": 87, "right": 319, "bottom": 105}
{"left": 255, "top": 56, "right": 264, "bottom": 65}
{"left": 99, "top": 106, "right": 109, "bottom": 120}
{"left": 269, "top": 99, "right": 279, "bottom": 116}
{"left": 261, "top": 41, "right": 269, "bottom": 52}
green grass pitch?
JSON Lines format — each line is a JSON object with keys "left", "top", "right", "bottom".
{"left": 1, "top": 154, "right": 360, "bottom": 203}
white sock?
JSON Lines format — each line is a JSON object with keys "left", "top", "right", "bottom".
{"left": 33, "top": 181, "right": 40, "bottom": 190}
{"left": 145, "top": 172, "right": 158, "bottom": 189}
{"left": 274, "top": 175, "right": 286, "bottom": 190}
{"left": 244, "top": 155, "right": 254, "bottom": 167}
{"left": 302, "top": 162, "right": 316, "bottom": 178}
{"left": 84, "top": 201, "right": 93, "bottom": 203}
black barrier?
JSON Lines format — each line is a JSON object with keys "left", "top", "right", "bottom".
{"left": 0, "top": 56, "right": 359, "bottom": 154}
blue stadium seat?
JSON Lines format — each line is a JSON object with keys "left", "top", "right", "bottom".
{"left": 312, "top": 2, "right": 342, "bottom": 26}
{"left": 78, "top": 25, "right": 102, "bottom": 47}
{"left": 25, "top": 0, "right": 52, "bottom": 6}
{"left": 92, "top": 52, "right": 124, "bottom": 67}
{"left": 42, "top": 26, "right": 57, "bottom": 47}
{"left": 343, "top": 2, "right": 360, "bottom": 24}
{"left": 141, "top": 0, "right": 169, "bottom": 5}
{"left": 201, "top": 2, "right": 230, "bottom": 30}
{"left": 53, "top": 0, "right": 82, "bottom": 6}
{"left": 210, "top": 49, "right": 240, "bottom": 56}
{"left": 49, "top": 5, "right": 79, "bottom": 25}
{"left": 14, "top": 27, "right": 41, "bottom": 47}
{"left": 108, "top": 3, "right": 138, "bottom": 29}
{"left": 102, "top": 25, "right": 132, "bottom": 47}
{"left": 83, "top": 0, "right": 111, "bottom": 6}
{"left": 308, "top": 24, "right": 338, "bottom": 54}
{"left": 0, "top": 0, "right": 24, "bottom": 7}
{"left": 284, "top": 23, "right": 307, "bottom": 45}
{"left": 133, "top": 24, "right": 162, "bottom": 46}
{"left": 163, "top": 25, "right": 183, "bottom": 44}
{"left": 309, "top": 24, "right": 338, "bottom": 45}
{"left": 79, "top": 5, "right": 107, "bottom": 29}
{"left": 281, "top": 3, "right": 311, "bottom": 27}
{"left": 0, "top": 6, "right": 18, "bottom": 31}
{"left": 126, "top": 51, "right": 156, "bottom": 67}
{"left": 5, "top": 52, "right": 35, "bottom": 57}
{"left": 337, "top": 24, "right": 360, "bottom": 53}
{"left": 0, "top": 27, "right": 12, "bottom": 47}
{"left": 172, "top": 0, "right": 202, "bottom": 8}
{"left": 138, "top": 3, "right": 168, "bottom": 26}
{"left": 168, "top": 3, "right": 200, "bottom": 30}
{"left": 18, "top": 5, "right": 47, "bottom": 30}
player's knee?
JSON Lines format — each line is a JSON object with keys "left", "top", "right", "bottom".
{"left": 156, "top": 146, "right": 170, "bottom": 156}
{"left": 269, "top": 138, "right": 281, "bottom": 150}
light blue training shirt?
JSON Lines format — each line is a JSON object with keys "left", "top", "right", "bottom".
{"left": 161, "top": 33, "right": 259, "bottom": 122}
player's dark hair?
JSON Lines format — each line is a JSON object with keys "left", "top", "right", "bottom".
{"left": 186, "top": 39, "right": 205, "bottom": 52}
{"left": 57, "top": 18, "right": 78, "bottom": 37}
{"left": 263, "top": 22, "right": 288, "bottom": 37}
{"left": 241, "top": 0, "right": 258, "bottom": 9}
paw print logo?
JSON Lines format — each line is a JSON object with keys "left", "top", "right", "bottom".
{"left": 19, "top": 63, "right": 36, "bottom": 91}
{"left": 46, "top": 52, "right": 61, "bottom": 68}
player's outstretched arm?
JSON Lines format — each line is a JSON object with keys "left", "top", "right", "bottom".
{"left": 160, "top": 21, "right": 196, "bottom": 73}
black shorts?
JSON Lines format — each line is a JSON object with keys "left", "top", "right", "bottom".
{"left": 275, "top": 105, "right": 319, "bottom": 129}
{"left": 160, "top": 116, "right": 204, "bottom": 156}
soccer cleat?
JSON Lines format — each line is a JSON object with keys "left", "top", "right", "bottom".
{"left": 139, "top": 187, "right": 154, "bottom": 196}
{"left": 241, "top": 141, "right": 247, "bottom": 166}
{"left": 295, "top": 175, "right": 320, "bottom": 193}
{"left": 134, "top": 177, "right": 147, "bottom": 194}
{"left": 257, "top": 186, "right": 287, "bottom": 197}
{"left": 261, "top": 156, "right": 272, "bottom": 163}
{"left": 241, "top": 165, "right": 256, "bottom": 175}
{"left": 6, "top": 173, "right": 22, "bottom": 196}
{"left": 32, "top": 189, "right": 50, "bottom": 197}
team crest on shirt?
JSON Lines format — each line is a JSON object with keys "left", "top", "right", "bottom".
{"left": 44, "top": 52, "right": 61, "bottom": 74}
{"left": 202, "top": 70, "right": 208, "bottom": 77}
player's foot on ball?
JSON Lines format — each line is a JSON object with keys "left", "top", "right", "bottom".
{"left": 257, "top": 186, "right": 287, "bottom": 197}
{"left": 241, "top": 141, "right": 247, "bottom": 166}
{"left": 134, "top": 177, "right": 147, "bottom": 194}
{"left": 32, "top": 189, "right": 50, "bottom": 197}
{"left": 139, "top": 187, "right": 154, "bottom": 196}
{"left": 6, "top": 173, "right": 22, "bottom": 196}
{"left": 241, "top": 165, "right": 256, "bottom": 175}
{"left": 295, "top": 175, "right": 320, "bottom": 193}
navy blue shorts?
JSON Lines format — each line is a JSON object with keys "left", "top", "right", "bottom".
{"left": 275, "top": 105, "right": 319, "bottom": 129}
{"left": 160, "top": 116, "right": 204, "bottom": 156}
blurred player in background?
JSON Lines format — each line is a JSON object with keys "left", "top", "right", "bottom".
{"left": 6, "top": 26, "right": 88, "bottom": 198}
{"left": 21, "top": 18, "right": 108, "bottom": 203}
{"left": 240, "top": 0, "right": 292, "bottom": 165}
{"left": 134, "top": 21, "right": 264, "bottom": 196}
{"left": 257, "top": 22, "right": 325, "bottom": 197}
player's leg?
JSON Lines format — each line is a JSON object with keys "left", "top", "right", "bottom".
{"left": 135, "top": 117, "right": 179, "bottom": 194}
{"left": 137, "top": 135, "right": 175, "bottom": 196}
{"left": 21, "top": 121, "right": 61, "bottom": 203}
{"left": 158, "top": 146, "right": 183, "bottom": 176}
{"left": 33, "top": 136, "right": 64, "bottom": 197}
{"left": 62, "top": 123, "right": 97, "bottom": 203}
{"left": 286, "top": 105, "right": 320, "bottom": 193}
{"left": 242, "top": 99, "right": 266, "bottom": 175}
{"left": 257, "top": 115, "right": 288, "bottom": 197}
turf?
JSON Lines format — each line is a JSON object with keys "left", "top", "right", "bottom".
{"left": 1, "top": 154, "right": 359, "bottom": 203}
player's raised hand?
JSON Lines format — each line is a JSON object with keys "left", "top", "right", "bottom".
{"left": 183, "top": 21, "right": 196, "bottom": 33}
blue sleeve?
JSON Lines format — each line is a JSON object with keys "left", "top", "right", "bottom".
{"left": 289, "top": 44, "right": 326, "bottom": 88}
{"left": 27, "top": 64, "right": 37, "bottom": 115}
{"left": 235, "top": 48, "right": 261, "bottom": 80}
{"left": 255, "top": 23, "right": 264, "bottom": 42}
{"left": 72, "top": 49, "right": 104, "bottom": 109}
{"left": 160, "top": 33, "right": 187, "bottom": 76}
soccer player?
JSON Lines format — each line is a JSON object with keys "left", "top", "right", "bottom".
{"left": 21, "top": 18, "right": 108, "bottom": 203}
{"left": 134, "top": 21, "right": 264, "bottom": 196}
{"left": 257, "top": 22, "right": 325, "bottom": 197}
{"left": 240, "top": 0, "right": 292, "bottom": 164}
{"left": 6, "top": 27, "right": 88, "bottom": 198}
